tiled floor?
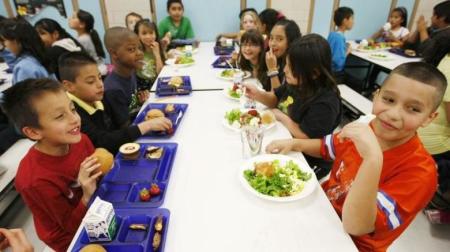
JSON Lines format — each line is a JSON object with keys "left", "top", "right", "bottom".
{"left": 2, "top": 197, "right": 450, "bottom": 252}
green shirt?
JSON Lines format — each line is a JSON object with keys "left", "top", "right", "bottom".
{"left": 136, "top": 51, "right": 157, "bottom": 82}
{"left": 158, "top": 16, "right": 194, "bottom": 40}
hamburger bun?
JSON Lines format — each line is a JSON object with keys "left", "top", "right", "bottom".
{"left": 92, "top": 148, "right": 114, "bottom": 174}
{"left": 80, "top": 244, "right": 107, "bottom": 252}
{"left": 145, "top": 109, "right": 165, "bottom": 121}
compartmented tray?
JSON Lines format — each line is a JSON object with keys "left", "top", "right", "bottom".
{"left": 133, "top": 103, "right": 188, "bottom": 138}
{"left": 212, "top": 56, "right": 233, "bottom": 68}
{"left": 214, "top": 46, "right": 234, "bottom": 55}
{"left": 155, "top": 76, "right": 192, "bottom": 96}
{"left": 71, "top": 208, "right": 170, "bottom": 252}
{"left": 96, "top": 143, "right": 177, "bottom": 208}
{"left": 388, "top": 48, "right": 420, "bottom": 58}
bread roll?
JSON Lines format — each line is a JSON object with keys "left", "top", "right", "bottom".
{"left": 145, "top": 109, "right": 165, "bottom": 121}
{"left": 80, "top": 244, "right": 107, "bottom": 252}
{"left": 92, "top": 148, "right": 114, "bottom": 174}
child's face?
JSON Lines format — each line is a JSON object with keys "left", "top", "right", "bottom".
{"left": 168, "top": 3, "right": 184, "bottom": 22}
{"left": 69, "top": 12, "right": 83, "bottom": 30}
{"left": 29, "top": 90, "right": 81, "bottom": 146}
{"left": 389, "top": 11, "right": 403, "bottom": 27}
{"left": 113, "top": 36, "right": 144, "bottom": 70}
{"left": 284, "top": 56, "right": 299, "bottom": 85}
{"left": 37, "top": 29, "right": 59, "bottom": 47}
{"left": 126, "top": 15, "right": 141, "bottom": 31}
{"left": 269, "top": 25, "right": 288, "bottom": 58}
{"left": 241, "top": 41, "right": 261, "bottom": 63}
{"left": 343, "top": 16, "right": 354, "bottom": 30}
{"left": 371, "top": 74, "right": 437, "bottom": 146}
{"left": 3, "top": 39, "right": 21, "bottom": 56}
{"left": 242, "top": 14, "right": 256, "bottom": 31}
{"left": 65, "top": 64, "right": 104, "bottom": 105}
{"left": 138, "top": 25, "right": 157, "bottom": 48}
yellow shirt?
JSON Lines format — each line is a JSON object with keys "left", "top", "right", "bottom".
{"left": 418, "top": 54, "right": 450, "bottom": 154}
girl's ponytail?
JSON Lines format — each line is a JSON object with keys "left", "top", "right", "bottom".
{"left": 89, "top": 29, "right": 106, "bottom": 58}
{"left": 77, "top": 9, "right": 106, "bottom": 58}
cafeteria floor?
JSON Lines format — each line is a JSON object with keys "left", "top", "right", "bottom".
{"left": 3, "top": 196, "right": 450, "bottom": 252}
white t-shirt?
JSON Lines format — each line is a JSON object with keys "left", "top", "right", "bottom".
{"left": 389, "top": 26, "right": 410, "bottom": 39}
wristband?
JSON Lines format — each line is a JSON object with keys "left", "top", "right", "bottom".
{"left": 267, "top": 70, "right": 279, "bottom": 77}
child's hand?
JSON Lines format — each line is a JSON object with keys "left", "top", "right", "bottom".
{"left": 0, "top": 228, "right": 33, "bottom": 252}
{"left": 338, "top": 122, "right": 382, "bottom": 160}
{"left": 161, "top": 32, "right": 171, "bottom": 48}
{"left": 137, "top": 90, "right": 149, "bottom": 104}
{"left": 265, "top": 48, "right": 277, "bottom": 71}
{"left": 231, "top": 51, "right": 239, "bottom": 64}
{"left": 346, "top": 43, "right": 352, "bottom": 55}
{"left": 241, "top": 82, "right": 260, "bottom": 100}
{"left": 145, "top": 117, "right": 173, "bottom": 132}
{"left": 151, "top": 41, "right": 161, "bottom": 55}
{"left": 78, "top": 156, "right": 102, "bottom": 206}
{"left": 417, "top": 15, "right": 427, "bottom": 33}
{"left": 266, "top": 139, "right": 295, "bottom": 154}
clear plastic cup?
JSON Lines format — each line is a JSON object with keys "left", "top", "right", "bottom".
{"left": 241, "top": 125, "right": 264, "bottom": 158}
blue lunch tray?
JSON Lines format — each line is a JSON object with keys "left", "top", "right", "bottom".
{"left": 71, "top": 208, "right": 170, "bottom": 252}
{"left": 155, "top": 76, "right": 192, "bottom": 96}
{"left": 212, "top": 56, "right": 232, "bottom": 69}
{"left": 95, "top": 142, "right": 177, "bottom": 208}
{"left": 214, "top": 46, "right": 234, "bottom": 55}
{"left": 133, "top": 103, "right": 188, "bottom": 139}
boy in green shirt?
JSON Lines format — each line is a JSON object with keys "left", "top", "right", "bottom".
{"left": 159, "top": 0, "right": 195, "bottom": 47}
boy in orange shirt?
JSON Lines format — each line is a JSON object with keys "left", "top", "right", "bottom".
{"left": 265, "top": 62, "right": 447, "bottom": 251}
{"left": 0, "top": 79, "right": 101, "bottom": 252}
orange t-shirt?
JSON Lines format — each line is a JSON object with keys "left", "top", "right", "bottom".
{"left": 320, "top": 133, "right": 437, "bottom": 252}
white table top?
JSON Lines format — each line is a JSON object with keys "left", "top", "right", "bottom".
{"left": 338, "top": 84, "right": 373, "bottom": 115}
{"left": 0, "top": 63, "right": 12, "bottom": 93}
{"left": 153, "top": 42, "right": 236, "bottom": 91}
{"left": 349, "top": 43, "right": 421, "bottom": 71}
{"left": 68, "top": 90, "right": 357, "bottom": 251}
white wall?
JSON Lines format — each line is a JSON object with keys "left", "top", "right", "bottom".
{"left": 105, "top": 0, "right": 152, "bottom": 28}
{"left": 271, "top": 0, "right": 312, "bottom": 35}
{"left": 409, "top": 0, "right": 446, "bottom": 31}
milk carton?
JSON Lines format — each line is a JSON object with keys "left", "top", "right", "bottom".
{"left": 83, "top": 197, "right": 117, "bottom": 242}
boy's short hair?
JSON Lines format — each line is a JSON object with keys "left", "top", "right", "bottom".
{"left": 167, "top": 0, "right": 183, "bottom": 11}
{"left": 387, "top": 62, "right": 447, "bottom": 110}
{"left": 1, "top": 78, "right": 63, "bottom": 130}
{"left": 434, "top": 0, "right": 450, "bottom": 24}
{"left": 58, "top": 51, "right": 97, "bottom": 82}
{"left": 125, "top": 12, "right": 142, "bottom": 24}
{"left": 104, "top": 26, "right": 138, "bottom": 52}
{"left": 334, "top": 7, "right": 354, "bottom": 26}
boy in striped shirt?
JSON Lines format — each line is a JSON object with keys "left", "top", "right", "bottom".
{"left": 266, "top": 62, "right": 447, "bottom": 252}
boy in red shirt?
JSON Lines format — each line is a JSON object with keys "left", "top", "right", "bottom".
{"left": 1, "top": 79, "right": 102, "bottom": 252}
{"left": 265, "top": 62, "right": 447, "bottom": 251}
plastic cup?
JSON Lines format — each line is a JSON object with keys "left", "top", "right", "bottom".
{"left": 241, "top": 125, "right": 264, "bottom": 158}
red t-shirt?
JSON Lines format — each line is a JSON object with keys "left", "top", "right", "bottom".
{"left": 15, "top": 134, "right": 95, "bottom": 252}
{"left": 321, "top": 132, "right": 437, "bottom": 252}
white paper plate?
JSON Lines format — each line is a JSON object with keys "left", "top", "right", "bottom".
{"left": 368, "top": 53, "right": 393, "bottom": 61}
{"left": 165, "top": 58, "right": 195, "bottom": 67}
{"left": 173, "top": 47, "right": 199, "bottom": 56}
{"left": 217, "top": 70, "right": 251, "bottom": 81}
{"left": 239, "top": 154, "right": 317, "bottom": 202}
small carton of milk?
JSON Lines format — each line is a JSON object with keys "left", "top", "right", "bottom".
{"left": 83, "top": 197, "right": 117, "bottom": 242}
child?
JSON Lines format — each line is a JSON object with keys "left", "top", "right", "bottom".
{"left": 134, "top": 19, "right": 164, "bottom": 90}
{"left": 218, "top": 10, "right": 262, "bottom": 42}
{"left": 405, "top": 0, "right": 450, "bottom": 55}
{"left": 327, "top": 7, "right": 354, "bottom": 78}
{"left": 372, "top": 7, "right": 409, "bottom": 43}
{"left": 159, "top": 0, "right": 195, "bottom": 48}
{"left": 0, "top": 78, "right": 102, "bottom": 252}
{"left": 259, "top": 8, "right": 285, "bottom": 48}
{"left": 0, "top": 18, "right": 50, "bottom": 84}
{"left": 244, "top": 34, "right": 342, "bottom": 179}
{"left": 418, "top": 34, "right": 450, "bottom": 219}
{"left": 0, "top": 15, "right": 16, "bottom": 71}
{"left": 35, "top": 18, "right": 83, "bottom": 80}
{"left": 103, "top": 27, "right": 147, "bottom": 128}
{"left": 59, "top": 51, "right": 172, "bottom": 154}
{"left": 265, "top": 19, "right": 301, "bottom": 89}
{"left": 69, "top": 9, "right": 107, "bottom": 75}
{"left": 266, "top": 62, "right": 447, "bottom": 251}
{"left": 125, "top": 12, "right": 143, "bottom": 31}
{"left": 238, "top": 29, "right": 269, "bottom": 91}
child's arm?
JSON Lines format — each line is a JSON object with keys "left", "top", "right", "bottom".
{"left": 371, "top": 27, "right": 384, "bottom": 40}
{"left": 242, "top": 83, "right": 278, "bottom": 108}
{"left": 338, "top": 122, "right": 383, "bottom": 235}
{"left": 416, "top": 15, "right": 430, "bottom": 42}
{"left": 265, "top": 48, "right": 282, "bottom": 90}
{"left": 152, "top": 42, "right": 164, "bottom": 74}
{"left": 271, "top": 109, "right": 309, "bottom": 139}
{"left": 137, "top": 117, "right": 172, "bottom": 133}
{"left": 266, "top": 138, "right": 322, "bottom": 157}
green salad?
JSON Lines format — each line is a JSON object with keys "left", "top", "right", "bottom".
{"left": 224, "top": 108, "right": 241, "bottom": 125}
{"left": 221, "top": 69, "right": 239, "bottom": 78}
{"left": 175, "top": 56, "right": 195, "bottom": 64}
{"left": 244, "top": 160, "right": 312, "bottom": 197}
